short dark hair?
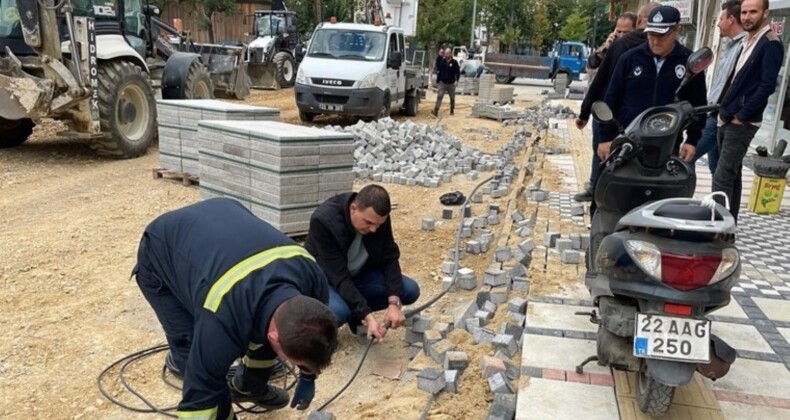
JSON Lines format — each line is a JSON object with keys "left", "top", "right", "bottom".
{"left": 723, "top": 1, "right": 742, "bottom": 25}
{"left": 618, "top": 12, "right": 637, "bottom": 28}
{"left": 353, "top": 184, "right": 391, "bottom": 216}
{"left": 274, "top": 296, "right": 338, "bottom": 374}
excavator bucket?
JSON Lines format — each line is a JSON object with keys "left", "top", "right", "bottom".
{"left": 247, "top": 62, "right": 280, "bottom": 90}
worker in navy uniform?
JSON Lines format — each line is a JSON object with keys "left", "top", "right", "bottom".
{"left": 599, "top": 5, "right": 707, "bottom": 162}
{"left": 305, "top": 184, "right": 420, "bottom": 343}
{"left": 133, "top": 197, "right": 338, "bottom": 420}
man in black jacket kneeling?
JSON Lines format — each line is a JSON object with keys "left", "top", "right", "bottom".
{"left": 305, "top": 185, "right": 421, "bottom": 343}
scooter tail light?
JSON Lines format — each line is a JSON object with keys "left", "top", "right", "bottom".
{"left": 710, "top": 248, "right": 740, "bottom": 284}
{"left": 625, "top": 240, "right": 662, "bottom": 279}
{"left": 661, "top": 253, "right": 722, "bottom": 291}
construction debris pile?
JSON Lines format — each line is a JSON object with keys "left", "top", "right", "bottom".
{"left": 328, "top": 118, "right": 528, "bottom": 188}
{"left": 502, "top": 104, "right": 577, "bottom": 129}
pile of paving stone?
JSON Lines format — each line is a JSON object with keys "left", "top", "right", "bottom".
{"left": 156, "top": 99, "right": 279, "bottom": 175}
{"left": 328, "top": 119, "right": 528, "bottom": 188}
{"left": 197, "top": 121, "right": 355, "bottom": 233}
{"left": 502, "top": 104, "right": 577, "bottom": 128}
{"left": 457, "top": 78, "right": 480, "bottom": 95}
{"left": 471, "top": 103, "right": 523, "bottom": 121}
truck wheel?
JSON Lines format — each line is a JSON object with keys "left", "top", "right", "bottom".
{"left": 636, "top": 368, "right": 675, "bottom": 417}
{"left": 377, "top": 93, "right": 391, "bottom": 120}
{"left": 403, "top": 94, "right": 418, "bottom": 117}
{"left": 274, "top": 52, "right": 296, "bottom": 88}
{"left": 91, "top": 60, "right": 157, "bottom": 159}
{"left": 495, "top": 74, "right": 512, "bottom": 84}
{"left": 184, "top": 60, "right": 213, "bottom": 99}
{"left": 0, "top": 118, "right": 35, "bottom": 148}
{"left": 299, "top": 110, "right": 314, "bottom": 122}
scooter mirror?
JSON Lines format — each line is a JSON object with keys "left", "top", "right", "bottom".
{"left": 592, "top": 101, "right": 614, "bottom": 122}
{"left": 687, "top": 47, "right": 714, "bottom": 75}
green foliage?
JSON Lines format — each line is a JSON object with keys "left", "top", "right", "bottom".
{"left": 415, "top": 0, "right": 474, "bottom": 49}
{"left": 532, "top": 1, "right": 550, "bottom": 54}
{"left": 558, "top": 11, "right": 589, "bottom": 41}
{"left": 181, "top": 0, "right": 237, "bottom": 42}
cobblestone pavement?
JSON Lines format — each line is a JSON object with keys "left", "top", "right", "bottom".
{"left": 515, "top": 109, "right": 790, "bottom": 419}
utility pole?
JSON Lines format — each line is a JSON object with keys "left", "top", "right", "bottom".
{"left": 470, "top": 0, "right": 477, "bottom": 49}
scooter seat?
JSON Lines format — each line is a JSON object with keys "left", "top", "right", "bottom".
{"left": 654, "top": 203, "right": 723, "bottom": 221}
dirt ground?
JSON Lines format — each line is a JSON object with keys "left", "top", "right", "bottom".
{"left": 0, "top": 87, "right": 571, "bottom": 419}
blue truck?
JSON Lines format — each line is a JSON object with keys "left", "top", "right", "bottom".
{"left": 483, "top": 41, "right": 588, "bottom": 86}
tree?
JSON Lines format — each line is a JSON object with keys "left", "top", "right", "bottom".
{"left": 182, "top": 0, "right": 237, "bottom": 43}
{"left": 532, "top": 1, "right": 550, "bottom": 55}
{"left": 558, "top": 11, "right": 590, "bottom": 41}
{"left": 416, "top": 0, "right": 474, "bottom": 53}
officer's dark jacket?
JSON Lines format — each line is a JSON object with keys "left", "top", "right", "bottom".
{"left": 719, "top": 30, "right": 784, "bottom": 125}
{"left": 138, "top": 198, "right": 329, "bottom": 417}
{"left": 581, "top": 29, "right": 648, "bottom": 121}
{"left": 304, "top": 192, "right": 402, "bottom": 320}
{"left": 601, "top": 42, "right": 707, "bottom": 146}
{"left": 437, "top": 58, "right": 461, "bottom": 84}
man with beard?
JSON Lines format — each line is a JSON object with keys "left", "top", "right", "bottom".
{"left": 713, "top": 0, "right": 784, "bottom": 223}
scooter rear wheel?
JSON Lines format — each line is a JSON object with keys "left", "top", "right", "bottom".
{"left": 636, "top": 367, "right": 675, "bottom": 416}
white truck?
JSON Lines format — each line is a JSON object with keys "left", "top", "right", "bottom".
{"left": 293, "top": 0, "right": 422, "bottom": 122}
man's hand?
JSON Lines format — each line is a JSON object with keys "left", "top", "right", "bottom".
{"left": 290, "top": 376, "right": 315, "bottom": 410}
{"left": 732, "top": 116, "right": 743, "bottom": 125}
{"left": 364, "top": 313, "right": 385, "bottom": 343}
{"left": 679, "top": 144, "right": 696, "bottom": 162}
{"left": 597, "top": 141, "right": 613, "bottom": 161}
{"left": 454, "top": 81, "right": 458, "bottom": 87}
{"left": 384, "top": 304, "right": 406, "bottom": 329}
{"left": 575, "top": 118, "right": 588, "bottom": 130}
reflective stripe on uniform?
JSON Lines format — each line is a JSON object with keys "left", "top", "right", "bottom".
{"left": 203, "top": 245, "right": 314, "bottom": 312}
{"left": 177, "top": 407, "right": 217, "bottom": 419}
{"left": 248, "top": 342, "right": 263, "bottom": 351}
{"left": 242, "top": 356, "right": 277, "bottom": 369}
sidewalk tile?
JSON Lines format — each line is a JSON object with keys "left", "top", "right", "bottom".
{"left": 516, "top": 378, "right": 618, "bottom": 420}
{"left": 712, "top": 359, "right": 790, "bottom": 400}
{"left": 526, "top": 302, "right": 598, "bottom": 333}
{"left": 753, "top": 298, "right": 790, "bottom": 322}
{"left": 521, "top": 334, "right": 609, "bottom": 375}
{"left": 712, "top": 322, "right": 774, "bottom": 353}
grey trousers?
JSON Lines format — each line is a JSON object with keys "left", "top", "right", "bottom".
{"left": 434, "top": 82, "right": 456, "bottom": 112}
{"left": 711, "top": 122, "right": 759, "bottom": 222}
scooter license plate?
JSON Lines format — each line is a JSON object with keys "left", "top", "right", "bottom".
{"left": 633, "top": 314, "right": 711, "bottom": 363}
{"left": 319, "top": 103, "right": 344, "bottom": 111}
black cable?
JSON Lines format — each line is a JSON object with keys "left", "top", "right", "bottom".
{"left": 100, "top": 173, "right": 501, "bottom": 416}
{"left": 314, "top": 175, "right": 495, "bottom": 413}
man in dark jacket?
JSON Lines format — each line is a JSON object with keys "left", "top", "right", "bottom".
{"left": 600, "top": 5, "right": 707, "bottom": 162}
{"left": 574, "top": 2, "right": 660, "bottom": 202}
{"left": 305, "top": 185, "right": 420, "bottom": 343}
{"left": 713, "top": 0, "right": 784, "bottom": 222}
{"left": 134, "top": 198, "right": 338, "bottom": 420}
{"left": 432, "top": 48, "right": 461, "bottom": 116}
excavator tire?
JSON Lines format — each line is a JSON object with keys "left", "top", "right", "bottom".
{"left": 0, "top": 118, "right": 35, "bottom": 148}
{"left": 183, "top": 60, "right": 214, "bottom": 99}
{"left": 274, "top": 52, "right": 296, "bottom": 88}
{"left": 91, "top": 60, "right": 157, "bottom": 159}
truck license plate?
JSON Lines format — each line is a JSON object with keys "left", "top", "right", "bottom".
{"left": 319, "top": 103, "right": 344, "bottom": 111}
{"left": 633, "top": 314, "right": 710, "bottom": 363}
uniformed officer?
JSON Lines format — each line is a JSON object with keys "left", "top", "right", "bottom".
{"left": 133, "top": 197, "right": 338, "bottom": 420}
{"left": 599, "top": 5, "right": 707, "bottom": 162}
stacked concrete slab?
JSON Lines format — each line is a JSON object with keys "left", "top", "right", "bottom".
{"left": 471, "top": 103, "right": 522, "bottom": 121}
{"left": 478, "top": 74, "right": 514, "bottom": 104}
{"left": 197, "top": 120, "right": 354, "bottom": 233}
{"left": 456, "top": 78, "right": 479, "bottom": 95}
{"left": 156, "top": 99, "right": 279, "bottom": 174}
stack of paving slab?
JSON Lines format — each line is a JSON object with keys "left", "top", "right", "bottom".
{"left": 197, "top": 120, "right": 355, "bottom": 233}
{"left": 477, "top": 74, "right": 514, "bottom": 104}
{"left": 471, "top": 102, "right": 522, "bottom": 121}
{"left": 329, "top": 118, "right": 498, "bottom": 187}
{"left": 456, "top": 77, "right": 479, "bottom": 95}
{"left": 156, "top": 99, "right": 280, "bottom": 175}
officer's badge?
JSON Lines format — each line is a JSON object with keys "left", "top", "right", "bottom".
{"left": 634, "top": 66, "right": 643, "bottom": 76}
{"left": 654, "top": 12, "right": 663, "bottom": 23}
{"left": 675, "top": 64, "right": 686, "bottom": 79}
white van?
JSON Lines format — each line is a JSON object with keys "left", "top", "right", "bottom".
{"left": 294, "top": 22, "right": 421, "bottom": 122}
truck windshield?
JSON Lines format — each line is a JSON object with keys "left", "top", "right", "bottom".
{"left": 307, "top": 29, "right": 386, "bottom": 61}
{"left": 0, "top": 0, "right": 22, "bottom": 38}
{"left": 255, "top": 16, "right": 283, "bottom": 37}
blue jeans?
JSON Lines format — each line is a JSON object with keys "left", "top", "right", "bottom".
{"left": 590, "top": 120, "right": 602, "bottom": 188}
{"left": 328, "top": 269, "right": 421, "bottom": 326}
{"left": 691, "top": 116, "right": 719, "bottom": 174}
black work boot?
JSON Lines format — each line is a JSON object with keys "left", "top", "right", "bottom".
{"left": 431, "top": 109, "right": 438, "bottom": 117}
{"left": 229, "top": 375, "right": 289, "bottom": 410}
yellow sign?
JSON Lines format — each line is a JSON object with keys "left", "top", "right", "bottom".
{"left": 748, "top": 175, "right": 787, "bottom": 214}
